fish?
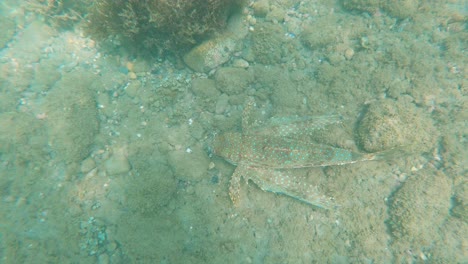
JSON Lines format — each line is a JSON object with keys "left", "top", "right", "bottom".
{"left": 212, "top": 99, "right": 380, "bottom": 209}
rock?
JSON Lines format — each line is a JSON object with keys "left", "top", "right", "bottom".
{"left": 191, "top": 78, "right": 220, "bottom": 98}
{"left": 252, "top": 0, "right": 269, "bottom": 17}
{"left": 125, "top": 162, "right": 176, "bottom": 214}
{"left": 342, "top": 0, "right": 380, "bottom": 14}
{"left": 342, "top": 0, "right": 418, "bottom": 18}
{"left": 344, "top": 48, "right": 355, "bottom": 60}
{"left": 105, "top": 148, "right": 131, "bottom": 176}
{"left": 452, "top": 182, "right": 468, "bottom": 223}
{"left": 125, "top": 80, "right": 141, "bottom": 98}
{"left": 125, "top": 143, "right": 176, "bottom": 215}
{"left": 215, "top": 67, "right": 253, "bottom": 95}
{"left": 97, "top": 253, "right": 110, "bottom": 264}
{"left": 266, "top": 5, "right": 285, "bottom": 22}
{"left": 232, "top": 58, "right": 249, "bottom": 68}
{"left": 251, "top": 22, "right": 284, "bottom": 64}
{"left": 0, "top": 112, "right": 48, "bottom": 167}
{"left": 81, "top": 157, "right": 96, "bottom": 174}
{"left": 183, "top": 14, "right": 247, "bottom": 72}
{"left": 183, "top": 35, "right": 237, "bottom": 72}
{"left": 12, "top": 21, "right": 56, "bottom": 64}
{"left": 45, "top": 72, "right": 99, "bottom": 171}
{"left": 215, "top": 93, "right": 230, "bottom": 114}
{"left": 383, "top": 0, "right": 419, "bottom": 18}
{"left": 389, "top": 167, "right": 451, "bottom": 256}
{"left": 357, "top": 98, "right": 436, "bottom": 153}
{"left": 0, "top": 14, "right": 16, "bottom": 49}
{"left": 132, "top": 59, "right": 150, "bottom": 73}
{"left": 31, "top": 58, "right": 62, "bottom": 92}
{"left": 167, "top": 145, "right": 210, "bottom": 181}
{"left": 128, "top": 72, "right": 137, "bottom": 79}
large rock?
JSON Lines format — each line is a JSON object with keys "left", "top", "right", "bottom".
{"left": 0, "top": 13, "right": 16, "bottom": 49}
{"left": 167, "top": 145, "right": 210, "bottom": 181}
{"left": 389, "top": 167, "right": 452, "bottom": 259}
{"left": 125, "top": 161, "right": 176, "bottom": 215}
{"left": 45, "top": 72, "right": 99, "bottom": 170}
{"left": 183, "top": 14, "right": 247, "bottom": 72}
{"left": 214, "top": 67, "right": 253, "bottom": 95}
{"left": 183, "top": 35, "right": 237, "bottom": 72}
{"left": 191, "top": 78, "right": 220, "bottom": 98}
{"left": 342, "top": 0, "right": 419, "bottom": 18}
{"left": 0, "top": 112, "right": 48, "bottom": 167}
{"left": 357, "top": 98, "right": 436, "bottom": 153}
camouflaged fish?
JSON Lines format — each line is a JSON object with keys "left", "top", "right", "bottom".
{"left": 212, "top": 99, "right": 379, "bottom": 209}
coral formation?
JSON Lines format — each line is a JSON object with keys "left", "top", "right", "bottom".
{"left": 86, "top": 0, "right": 244, "bottom": 56}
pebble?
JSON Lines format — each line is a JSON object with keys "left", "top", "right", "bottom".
{"left": 252, "top": 0, "right": 269, "bottom": 17}
{"left": 98, "top": 253, "right": 110, "bottom": 264}
{"left": 208, "top": 162, "right": 215, "bottom": 170}
{"left": 80, "top": 157, "right": 96, "bottom": 174}
{"left": 106, "top": 241, "right": 118, "bottom": 253}
{"left": 105, "top": 150, "right": 131, "bottom": 175}
{"left": 126, "top": 61, "right": 134, "bottom": 72}
{"left": 344, "top": 48, "right": 354, "bottom": 60}
{"left": 125, "top": 80, "right": 141, "bottom": 98}
{"left": 183, "top": 35, "right": 236, "bottom": 72}
{"left": 232, "top": 58, "right": 249, "bottom": 68}
{"left": 128, "top": 72, "right": 137, "bottom": 79}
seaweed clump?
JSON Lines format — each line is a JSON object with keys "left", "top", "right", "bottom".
{"left": 25, "top": 0, "right": 92, "bottom": 28}
{"left": 86, "top": 0, "right": 244, "bottom": 57}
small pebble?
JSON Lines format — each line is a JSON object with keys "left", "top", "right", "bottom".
{"left": 208, "top": 162, "right": 215, "bottom": 170}
{"left": 126, "top": 61, "right": 134, "bottom": 72}
{"left": 128, "top": 72, "right": 137, "bottom": 79}
{"left": 232, "top": 58, "right": 249, "bottom": 68}
{"left": 344, "top": 48, "right": 354, "bottom": 60}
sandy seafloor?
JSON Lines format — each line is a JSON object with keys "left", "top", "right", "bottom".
{"left": 0, "top": 0, "right": 466, "bottom": 263}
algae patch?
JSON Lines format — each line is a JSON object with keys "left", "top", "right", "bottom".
{"left": 86, "top": 0, "right": 244, "bottom": 56}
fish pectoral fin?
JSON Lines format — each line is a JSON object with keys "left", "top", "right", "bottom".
{"left": 229, "top": 167, "right": 243, "bottom": 207}
{"left": 247, "top": 168, "right": 336, "bottom": 210}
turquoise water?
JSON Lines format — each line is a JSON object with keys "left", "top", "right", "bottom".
{"left": 0, "top": 0, "right": 466, "bottom": 263}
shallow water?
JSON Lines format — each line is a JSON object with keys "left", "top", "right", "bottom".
{"left": 0, "top": 0, "right": 466, "bottom": 263}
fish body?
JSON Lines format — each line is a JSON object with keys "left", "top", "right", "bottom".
{"left": 214, "top": 132, "right": 375, "bottom": 169}
{"left": 212, "top": 99, "right": 379, "bottom": 209}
